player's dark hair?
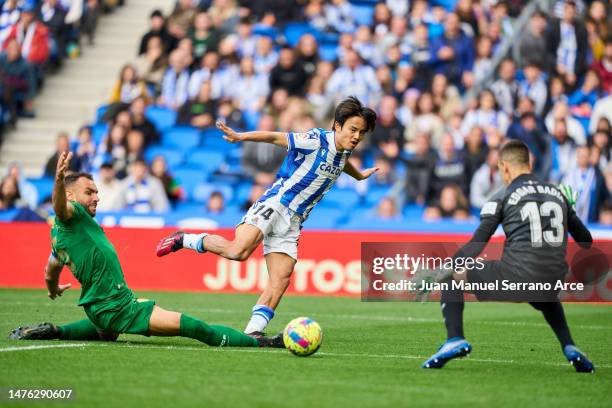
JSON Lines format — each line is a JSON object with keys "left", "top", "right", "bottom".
{"left": 333, "top": 96, "right": 377, "bottom": 133}
{"left": 64, "top": 172, "right": 93, "bottom": 186}
{"left": 499, "top": 140, "right": 530, "bottom": 167}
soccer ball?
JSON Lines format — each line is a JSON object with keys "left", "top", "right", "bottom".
{"left": 283, "top": 317, "right": 323, "bottom": 357}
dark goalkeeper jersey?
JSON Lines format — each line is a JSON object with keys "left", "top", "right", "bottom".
{"left": 457, "top": 173, "right": 592, "bottom": 280}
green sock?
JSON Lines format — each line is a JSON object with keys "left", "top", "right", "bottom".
{"left": 179, "top": 314, "right": 257, "bottom": 347}
{"left": 58, "top": 319, "right": 101, "bottom": 340}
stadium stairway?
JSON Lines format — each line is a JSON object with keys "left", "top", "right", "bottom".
{"left": 0, "top": 0, "right": 174, "bottom": 177}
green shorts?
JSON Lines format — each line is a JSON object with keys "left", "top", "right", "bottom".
{"left": 84, "top": 291, "right": 156, "bottom": 336}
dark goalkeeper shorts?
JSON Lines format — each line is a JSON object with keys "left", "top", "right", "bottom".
{"left": 466, "top": 260, "right": 560, "bottom": 302}
{"left": 84, "top": 290, "right": 156, "bottom": 335}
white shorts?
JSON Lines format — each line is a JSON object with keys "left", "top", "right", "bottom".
{"left": 240, "top": 198, "right": 303, "bottom": 260}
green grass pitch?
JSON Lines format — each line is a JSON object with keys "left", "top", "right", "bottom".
{"left": 1, "top": 288, "right": 610, "bottom": 408}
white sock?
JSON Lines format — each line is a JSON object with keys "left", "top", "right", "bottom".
{"left": 182, "top": 233, "right": 208, "bottom": 253}
{"left": 244, "top": 305, "right": 275, "bottom": 334}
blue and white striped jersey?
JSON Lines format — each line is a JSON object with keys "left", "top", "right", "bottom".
{"left": 258, "top": 128, "right": 351, "bottom": 219}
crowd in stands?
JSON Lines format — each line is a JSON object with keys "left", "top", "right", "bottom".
{"left": 1, "top": 0, "right": 611, "bottom": 229}
{"left": 0, "top": 0, "right": 123, "bottom": 144}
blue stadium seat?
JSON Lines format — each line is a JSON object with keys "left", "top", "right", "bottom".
{"left": 319, "top": 43, "right": 338, "bottom": 62}
{"left": 242, "top": 111, "right": 260, "bottom": 132}
{"left": 302, "top": 207, "right": 344, "bottom": 229}
{"left": 318, "top": 188, "right": 362, "bottom": 209}
{"left": 92, "top": 123, "right": 108, "bottom": 144}
{"left": 319, "top": 32, "right": 339, "bottom": 46}
{"left": 351, "top": 4, "right": 374, "bottom": 26}
{"left": 144, "top": 146, "right": 184, "bottom": 168}
{"left": 201, "top": 127, "right": 237, "bottom": 151}
{"left": 363, "top": 186, "right": 392, "bottom": 207}
{"left": 192, "top": 182, "right": 234, "bottom": 203}
{"left": 172, "top": 166, "right": 207, "bottom": 199}
{"left": 185, "top": 149, "right": 226, "bottom": 174}
{"left": 27, "top": 177, "right": 54, "bottom": 204}
{"left": 235, "top": 181, "right": 254, "bottom": 204}
{"left": 162, "top": 126, "right": 201, "bottom": 153}
{"left": 283, "top": 22, "right": 319, "bottom": 47}
{"left": 145, "top": 105, "right": 177, "bottom": 131}
{"left": 253, "top": 25, "right": 278, "bottom": 39}
{"left": 95, "top": 104, "right": 108, "bottom": 123}
{"left": 403, "top": 204, "right": 425, "bottom": 219}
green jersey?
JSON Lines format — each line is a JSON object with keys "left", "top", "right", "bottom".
{"left": 51, "top": 202, "right": 130, "bottom": 306}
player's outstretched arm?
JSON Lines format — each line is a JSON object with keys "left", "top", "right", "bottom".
{"left": 343, "top": 160, "right": 379, "bottom": 181}
{"left": 45, "top": 254, "right": 71, "bottom": 300}
{"left": 52, "top": 151, "right": 75, "bottom": 222}
{"left": 216, "top": 121, "right": 288, "bottom": 148}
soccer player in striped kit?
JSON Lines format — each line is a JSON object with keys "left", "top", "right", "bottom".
{"left": 157, "top": 97, "right": 377, "bottom": 336}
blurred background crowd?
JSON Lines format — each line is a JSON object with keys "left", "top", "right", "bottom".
{"left": 1, "top": 0, "right": 611, "bottom": 230}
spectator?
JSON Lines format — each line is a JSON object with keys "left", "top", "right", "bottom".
{"left": 0, "top": 174, "right": 23, "bottom": 210}
{"left": 562, "top": 146, "right": 607, "bottom": 223}
{"left": 81, "top": 0, "right": 100, "bottom": 46}
{"left": 177, "top": 81, "right": 216, "bottom": 128}
{"left": 369, "top": 95, "right": 404, "bottom": 161}
{"left": 546, "top": 75, "right": 569, "bottom": 113}
{"left": 240, "top": 183, "right": 266, "bottom": 211}
{"left": 3, "top": 4, "right": 49, "bottom": 68}
{"left": 159, "top": 49, "right": 192, "bottom": 109}
{"left": 371, "top": 155, "right": 396, "bottom": 187}
{"left": 0, "top": 0, "right": 22, "bottom": 46}
{"left": 216, "top": 98, "right": 245, "bottom": 130}
{"left": 590, "top": 129, "right": 610, "bottom": 170}
{"left": 490, "top": 58, "right": 519, "bottom": 116}
{"left": 472, "top": 36, "right": 493, "bottom": 85}
{"left": 0, "top": 38, "right": 36, "bottom": 125}
{"left": 233, "top": 17, "right": 255, "bottom": 58}
{"left": 547, "top": 0, "right": 588, "bottom": 89}
{"left": 207, "top": 0, "right": 240, "bottom": 31}
{"left": 94, "top": 162, "right": 122, "bottom": 212}
{"left": 545, "top": 101, "right": 586, "bottom": 146}
{"left": 107, "top": 64, "right": 149, "bottom": 118}
{"left": 253, "top": 35, "right": 278, "bottom": 75}
{"left": 37, "top": 0, "right": 67, "bottom": 68}
{"left": 424, "top": 184, "right": 471, "bottom": 221}
{"left": 324, "top": 0, "right": 355, "bottom": 34}
{"left": 470, "top": 148, "right": 503, "bottom": 209}
{"left": 241, "top": 114, "right": 285, "bottom": 185}
{"left": 518, "top": 10, "right": 549, "bottom": 70}
{"left": 462, "top": 126, "right": 488, "bottom": 182}
{"left": 44, "top": 132, "right": 77, "bottom": 177}
{"left": 269, "top": 46, "right": 308, "bottom": 96}
{"left": 117, "top": 159, "right": 169, "bottom": 213}
{"left": 431, "top": 73, "right": 462, "bottom": 121}
{"left": 133, "top": 35, "right": 167, "bottom": 95}
{"left": 129, "top": 96, "right": 160, "bottom": 146}
{"left": 426, "top": 134, "right": 468, "bottom": 205}
{"left": 430, "top": 12, "right": 475, "bottom": 88}
{"left": 404, "top": 91, "right": 445, "bottom": 150}
{"left": 295, "top": 33, "right": 319, "bottom": 78}
{"left": 138, "top": 9, "right": 174, "bottom": 55}
{"left": 408, "top": 24, "right": 434, "bottom": 90}
{"left": 188, "top": 50, "right": 220, "bottom": 99}
{"left": 5, "top": 161, "right": 37, "bottom": 209}
{"left": 205, "top": 190, "right": 225, "bottom": 214}
{"left": 73, "top": 126, "right": 96, "bottom": 173}
{"left": 548, "top": 119, "right": 578, "bottom": 183}
{"left": 326, "top": 49, "right": 381, "bottom": 107}
{"left": 518, "top": 63, "right": 548, "bottom": 116}
{"left": 232, "top": 56, "right": 268, "bottom": 113}
{"left": 189, "top": 11, "right": 218, "bottom": 62}
{"left": 375, "top": 197, "right": 400, "bottom": 220}
{"left": 460, "top": 89, "right": 509, "bottom": 139}
{"left": 589, "top": 94, "right": 612, "bottom": 134}
{"left": 506, "top": 111, "right": 548, "bottom": 178}
{"left": 94, "top": 124, "right": 128, "bottom": 178}
{"left": 591, "top": 38, "right": 612, "bottom": 93}
{"left": 567, "top": 69, "right": 601, "bottom": 118}
{"left": 150, "top": 155, "right": 183, "bottom": 206}
{"left": 598, "top": 201, "right": 612, "bottom": 225}
{"left": 125, "top": 128, "right": 145, "bottom": 167}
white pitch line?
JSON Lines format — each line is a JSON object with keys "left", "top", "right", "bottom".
{"left": 0, "top": 343, "right": 90, "bottom": 352}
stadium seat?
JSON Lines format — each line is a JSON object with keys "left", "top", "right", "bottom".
{"left": 318, "top": 188, "right": 362, "bottom": 209}
{"left": 192, "top": 182, "right": 234, "bottom": 203}
{"left": 235, "top": 181, "right": 254, "bottom": 204}
{"left": 253, "top": 25, "right": 278, "bottom": 39}
{"left": 27, "top": 177, "right": 54, "bottom": 204}
{"left": 283, "top": 22, "right": 319, "bottom": 47}
{"left": 302, "top": 207, "right": 345, "bottom": 229}
{"left": 363, "top": 186, "right": 392, "bottom": 207}
{"left": 319, "top": 32, "right": 339, "bottom": 46}
{"left": 242, "top": 111, "right": 260, "bottom": 132}
{"left": 144, "top": 146, "right": 184, "bottom": 168}
{"left": 95, "top": 104, "right": 108, "bottom": 123}
{"left": 92, "top": 123, "right": 109, "bottom": 144}
{"left": 185, "top": 149, "right": 226, "bottom": 175}
{"left": 171, "top": 166, "right": 207, "bottom": 199}
{"left": 162, "top": 126, "right": 202, "bottom": 153}
{"left": 202, "top": 127, "right": 238, "bottom": 152}
{"left": 319, "top": 43, "right": 338, "bottom": 62}
{"left": 351, "top": 4, "right": 374, "bottom": 26}
{"left": 145, "top": 105, "right": 177, "bottom": 132}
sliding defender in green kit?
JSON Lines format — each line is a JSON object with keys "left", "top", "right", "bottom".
{"left": 9, "top": 151, "right": 284, "bottom": 349}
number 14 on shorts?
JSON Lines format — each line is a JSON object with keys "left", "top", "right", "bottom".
{"left": 252, "top": 204, "right": 274, "bottom": 221}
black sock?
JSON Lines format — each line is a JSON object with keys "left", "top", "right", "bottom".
{"left": 530, "top": 302, "right": 575, "bottom": 348}
{"left": 440, "top": 277, "right": 465, "bottom": 339}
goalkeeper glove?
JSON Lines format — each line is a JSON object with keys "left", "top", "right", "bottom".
{"left": 558, "top": 183, "right": 578, "bottom": 209}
